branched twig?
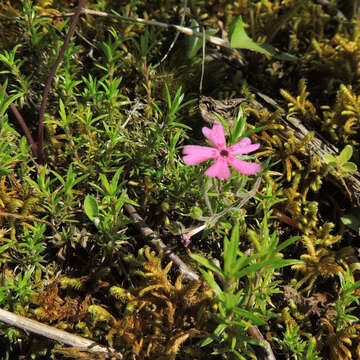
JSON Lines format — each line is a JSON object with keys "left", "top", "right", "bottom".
{"left": 36, "top": 8, "right": 230, "bottom": 49}
{"left": 123, "top": 200, "right": 200, "bottom": 281}
{"left": 37, "top": 0, "right": 86, "bottom": 164}
{"left": 197, "top": 176, "right": 262, "bottom": 223}
{"left": 0, "top": 308, "right": 123, "bottom": 359}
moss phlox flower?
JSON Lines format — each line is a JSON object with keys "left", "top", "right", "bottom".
{"left": 182, "top": 124, "right": 261, "bottom": 179}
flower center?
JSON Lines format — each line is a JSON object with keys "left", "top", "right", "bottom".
{"left": 220, "top": 149, "right": 229, "bottom": 157}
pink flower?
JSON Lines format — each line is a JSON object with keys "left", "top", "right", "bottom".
{"left": 182, "top": 124, "right": 261, "bottom": 179}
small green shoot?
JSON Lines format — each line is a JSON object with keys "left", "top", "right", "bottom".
{"left": 323, "top": 145, "right": 357, "bottom": 177}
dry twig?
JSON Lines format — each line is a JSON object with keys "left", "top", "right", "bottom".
{"left": 123, "top": 200, "right": 200, "bottom": 281}
{"left": 0, "top": 308, "right": 122, "bottom": 359}
{"left": 34, "top": 8, "right": 230, "bottom": 49}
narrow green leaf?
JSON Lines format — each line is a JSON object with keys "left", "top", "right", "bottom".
{"left": 213, "top": 323, "right": 228, "bottom": 337}
{"left": 274, "top": 52, "right": 298, "bottom": 61}
{"left": 224, "top": 224, "right": 239, "bottom": 276}
{"left": 190, "top": 253, "right": 223, "bottom": 276}
{"left": 274, "top": 236, "right": 299, "bottom": 254}
{"left": 0, "top": 241, "right": 15, "bottom": 254}
{"left": 234, "top": 258, "right": 300, "bottom": 279}
{"left": 214, "top": 112, "right": 231, "bottom": 137}
{"left": 232, "top": 308, "right": 265, "bottom": 325}
{"left": 201, "top": 336, "right": 214, "bottom": 347}
{"left": 199, "top": 269, "right": 223, "bottom": 297}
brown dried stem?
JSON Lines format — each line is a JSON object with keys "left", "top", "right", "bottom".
{"left": 0, "top": 83, "right": 38, "bottom": 157}
{"left": 37, "top": 0, "right": 86, "bottom": 164}
{"left": 37, "top": 8, "right": 230, "bottom": 49}
{"left": 123, "top": 200, "right": 200, "bottom": 281}
{"left": 0, "top": 308, "right": 122, "bottom": 359}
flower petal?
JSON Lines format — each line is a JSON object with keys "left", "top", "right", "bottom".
{"left": 228, "top": 156, "right": 261, "bottom": 175}
{"left": 228, "top": 138, "right": 260, "bottom": 155}
{"left": 205, "top": 157, "right": 231, "bottom": 179}
{"left": 202, "top": 124, "right": 226, "bottom": 149}
{"left": 182, "top": 145, "right": 218, "bottom": 165}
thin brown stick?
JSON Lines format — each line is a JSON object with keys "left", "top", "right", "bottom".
{"left": 0, "top": 308, "right": 122, "bottom": 359}
{"left": 0, "top": 84, "right": 38, "bottom": 157}
{"left": 248, "top": 326, "right": 277, "bottom": 360}
{"left": 123, "top": 200, "right": 200, "bottom": 281}
{"left": 37, "top": 0, "right": 86, "bottom": 164}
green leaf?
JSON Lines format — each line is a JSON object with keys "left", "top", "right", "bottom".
{"left": 241, "top": 125, "right": 267, "bottom": 139}
{"left": 234, "top": 258, "right": 300, "bottom": 279}
{"left": 338, "top": 145, "right": 353, "bottom": 163}
{"left": 0, "top": 80, "right": 23, "bottom": 117}
{"left": 185, "top": 19, "right": 202, "bottom": 59}
{"left": 214, "top": 112, "right": 231, "bottom": 137}
{"left": 274, "top": 52, "right": 298, "bottom": 61}
{"left": 213, "top": 323, "right": 228, "bottom": 337}
{"left": 184, "top": 19, "right": 218, "bottom": 59}
{"left": 199, "top": 269, "right": 223, "bottom": 297}
{"left": 229, "top": 17, "right": 272, "bottom": 56}
{"left": 190, "top": 253, "right": 223, "bottom": 276}
{"left": 341, "top": 208, "right": 360, "bottom": 232}
{"left": 232, "top": 308, "right": 265, "bottom": 325}
{"left": 84, "top": 195, "right": 99, "bottom": 221}
{"left": 0, "top": 241, "right": 15, "bottom": 255}
{"left": 323, "top": 154, "right": 337, "bottom": 165}
{"left": 274, "top": 236, "right": 299, "bottom": 254}
{"left": 341, "top": 162, "right": 357, "bottom": 173}
{"left": 201, "top": 336, "right": 214, "bottom": 347}
{"left": 344, "top": 280, "right": 360, "bottom": 294}
{"left": 224, "top": 224, "right": 240, "bottom": 276}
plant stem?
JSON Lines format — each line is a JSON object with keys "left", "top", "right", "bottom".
{"left": 37, "top": 0, "right": 86, "bottom": 164}
{"left": 36, "top": 8, "right": 230, "bottom": 49}
{"left": 0, "top": 84, "right": 38, "bottom": 157}
{"left": 0, "top": 308, "right": 122, "bottom": 358}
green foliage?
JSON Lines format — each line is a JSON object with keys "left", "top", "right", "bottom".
{"left": 324, "top": 145, "right": 358, "bottom": 177}
{"left": 0, "top": 267, "right": 37, "bottom": 310}
{"left": 0, "top": 0, "right": 359, "bottom": 359}
{"left": 230, "top": 16, "right": 272, "bottom": 56}
{"left": 191, "top": 207, "right": 299, "bottom": 357}
{"left": 341, "top": 207, "right": 360, "bottom": 234}
{"left": 274, "top": 326, "right": 321, "bottom": 360}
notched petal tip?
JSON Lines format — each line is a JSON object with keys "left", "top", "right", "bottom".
{"left": 202, "top": 124, "right": 226, "bottom": 149}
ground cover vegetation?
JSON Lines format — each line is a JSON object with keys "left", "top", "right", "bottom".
{"left": 0, "top": 0, "right": 360, "bottom": 359}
